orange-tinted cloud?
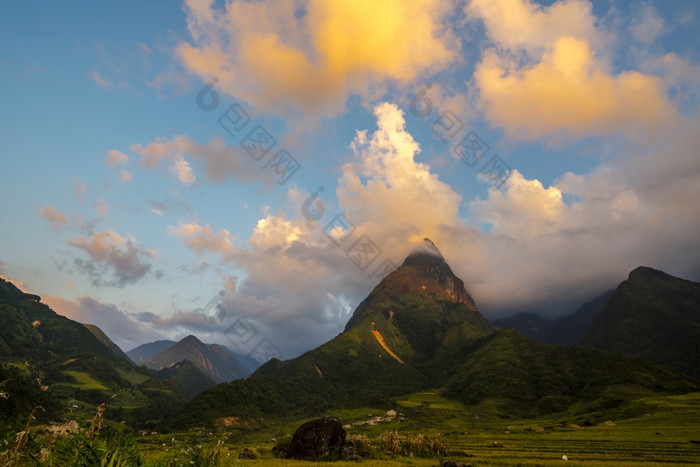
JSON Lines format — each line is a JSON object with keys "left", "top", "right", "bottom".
{"left": 40, "top": 206, "right": 68, "bottom": 229}
{"left": 468, "top": 0, "right": 681, "bottom": 142}
{"left": 177, "top": 0, "right": 458, "bottom": 117}
{"left": 474, "top": 36, "right": 678, "bottom": 141}
{"left": 106, "top": 149, "right": 128, "bottom": 167}
{"left": 168, "top": 222, "right": 236, "bottom": 260}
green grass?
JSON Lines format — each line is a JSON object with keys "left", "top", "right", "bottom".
{"left": 396, "top": 391, "right": 464, "bottom": 410}
{"left": 132, "top": 390, "right": 700, "bottom": 466}
{"left": 59, "top": 370, "right": 109, "bottom": 391}
{"left": 5, "top": 360, "right": 30, "bottom": 376}
{"left": 116, "top": 367, "right": 151, "bottom": 385}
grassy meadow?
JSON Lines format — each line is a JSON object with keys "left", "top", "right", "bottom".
{"left": 129, "top": 390, "right": 700, "bottom": 466}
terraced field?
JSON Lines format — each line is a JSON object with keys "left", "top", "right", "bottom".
{"left": 137, "top": 391, "right": 700, "bottom": 465}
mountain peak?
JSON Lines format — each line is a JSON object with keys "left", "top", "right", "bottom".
{"left": 181, "top": 335, "right": 202, "bottom": 343}
{"left": 344, "top": 239, "right": 489, "bottom": 332}
{"left": 628, "top": 266, "right": 672, "bottom": 281}
{"left": 401, "top": 238, "right": 446, "bottom": 267}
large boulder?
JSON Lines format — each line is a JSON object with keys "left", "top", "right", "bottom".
{"left": 282, "top": 416, "right": 346, "bottom": 461}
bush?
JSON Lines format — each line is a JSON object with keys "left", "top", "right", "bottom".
{"left": 346, "top": 433, "right": 371, "bottom": 449}
{"left": 379, "top": 431, "right": 401, "bottom": 452}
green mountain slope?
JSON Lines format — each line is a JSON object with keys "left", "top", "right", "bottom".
{"left": 0, "top": 278, "right": 186, "bottom": 426}
{"left": 443, "top": 329, "right": 697, "bottom": 416}
{"left": 582, "top": 266, "right": 700, "bottom": 378}
{"left": 149, "top": 360, "right": 216, "bottom": 399}
{"left": 83, "top": 323, "right": 134, "bottom": 365}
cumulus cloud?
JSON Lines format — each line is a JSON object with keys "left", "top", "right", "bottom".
{"left": 168, "top": 222, "right": 237, "bottom": 260}
{"left": 467, "top": 0, "right": 681, "bottom": 142}
{"left": 106, "top": 149, "right": 129, "bottom": 167}
{"left": 466, "top": 0, "right": 603, "bottom": 55}
{"left": 176, "top": 0, "right": 458, "bottom": 118}
{"left": 40, "top": 206, "right": 69, "bottom": 229}
{"left": 338, "top": 102, "right": 462, "bottom": 244}
{"left": 68, "top": 230, "right": 153, "bottom": 287}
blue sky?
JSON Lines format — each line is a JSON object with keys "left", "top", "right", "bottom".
{"left": 1, "top": 0, "right": 699, "bottom": 360}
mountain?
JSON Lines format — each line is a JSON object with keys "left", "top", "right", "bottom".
{"left": 83, "top": 323, "right": 134, "bottom": 364}
{"left": 149, "top": 360, "right": 216, "bottom": 399}
{"left": 127, "top": 340, "right": 177, "bottom": 365}
{"left": 494, "top": 290, "right": 614, "bottom": 346}
{"left": 0, "top": 277, "right": 186, "bottom": 425}
{"left": 169, "top": 240, "right": 697, "bottom": 428}
{"left": 582, "top": 266, "right": 700, "bottom": 379}
{"left": 143, "top": 335, "right": 251, "bottom": 383}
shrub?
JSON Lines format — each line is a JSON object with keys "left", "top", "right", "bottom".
{"left": 346, "top": 433, "right": 371, "bottom": 449}
{"left": 379, "top": 431, "right": 401, "bottom": 452}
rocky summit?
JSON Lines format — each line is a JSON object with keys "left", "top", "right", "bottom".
{"left": 344, "top": 238, "right": 487, "bottom": 331}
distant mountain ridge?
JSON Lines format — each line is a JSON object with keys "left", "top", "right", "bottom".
{"left": 141, "top": 335, "right": 250, "bottom": 383}
{"left": 582, "top": 266, "right": 700, "bottom": 378}
{"left": 494, "top": 290, "right": 614, "bottom": 346}
{"left": 495, "top": 266, "right": 700, "bottom": 380}
{"left": 127, "top": 340, "right": 177, "bottom": 365}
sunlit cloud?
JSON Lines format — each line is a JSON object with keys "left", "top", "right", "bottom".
{"left": 168, "top": 222, "right": 237, "bottom": 260}
{"left": 177, "top": 0, "right": 459, "bottom": 118}
{"left": 467, "top": 0, "right": 682, "bottom": 142}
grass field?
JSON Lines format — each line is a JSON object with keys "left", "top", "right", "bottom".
{"left": 134, "top": 390, "right": 700, "bottom": 466}
{"left": 59, "top": 370, "right": 109, "bottom": 391}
